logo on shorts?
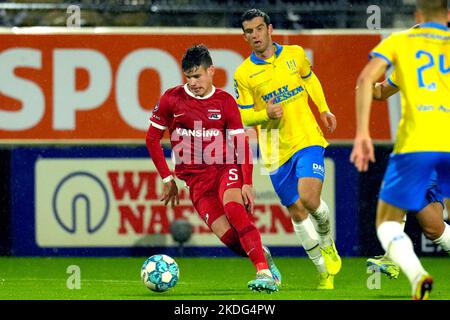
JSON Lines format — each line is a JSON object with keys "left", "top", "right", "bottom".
{"left": 204, "top": 213, "right": 209, "bottom": 224}
{"left": 312, "top": 163, "right": 324, "bottom": 176}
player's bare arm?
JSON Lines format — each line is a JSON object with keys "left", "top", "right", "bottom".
{"left": 351, "top": 57, "right": 388, "bottom": 172}
{"left": 241, "top": 184, "right": 255, "bottom": 214}
{"left": 266, "top": 96, "right": 283, "bottom": 119}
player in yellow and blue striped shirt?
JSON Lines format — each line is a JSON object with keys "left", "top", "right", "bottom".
{"left": 234, "top": 8, "right": 341, "bottom": 289}
{"left": 351, "top": 0, "right": 450, "bottom": 300}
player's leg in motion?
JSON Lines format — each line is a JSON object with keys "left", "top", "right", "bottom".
{"left": 370, "top": 182, "right": 450, "bottom": 280}
{"left": 270, "top": 148, "right": 334, "bottom": 289}
{"left": 298, "top": 178, "right": 341, "bottom": 276}
{"left": 297, "top": 146, "right": 341, "bottom": 276}
{"left": 193, "top": 193, "right": 278, "bottom": 292}
{"left": 222, "top": 188, "right": 278, "bottom": 293}
{"left": 211, "top": 215, "right": 247, "bottom": 257}
{"left": 376, "top": 201, "right": 432, "bottom": 300}
{"left": 366, "top": 214, "right": 405, "bottom": 280}
{"left": 213, "top": 217, "right": 282, "bottom": 285}
{"left": 289, "top": 202, "right": 333, "bottom": 289}
{"left": 416, "top": 202, "right": 450, "bottom": 255}
{"left": 192, "top": 190, "right": 247, "bottom": 256}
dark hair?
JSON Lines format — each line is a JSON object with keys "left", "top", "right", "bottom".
{"left": 181, "top": 44, "right": 213, "bottom": 72}
{"left": 240, "top": 8, "right": 271, "bottom": 30}
{"left": 416, "top": 0, "right": 448, "bottom": 16}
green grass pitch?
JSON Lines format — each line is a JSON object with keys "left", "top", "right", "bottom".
{"left": 0, "top": 257, "right": 448, "bottom": 300}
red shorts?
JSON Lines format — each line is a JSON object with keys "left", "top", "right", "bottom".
{"left": 181, "top": 164, "right": 243, "bottom": 228}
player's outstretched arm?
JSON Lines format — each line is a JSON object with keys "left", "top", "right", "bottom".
{"left": 351, "top": 57, "right": 388, "bottom": 172}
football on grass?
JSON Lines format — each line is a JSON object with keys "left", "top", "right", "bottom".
{"left": 141, "top": 254, "right": 179, "bottom": 292}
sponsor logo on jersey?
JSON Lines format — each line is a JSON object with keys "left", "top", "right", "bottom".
{"left": 175, "top": 127, "right": 220, "bottom": 137}
{"left": 261, "top": 85, "right": 304, "bottom": 104}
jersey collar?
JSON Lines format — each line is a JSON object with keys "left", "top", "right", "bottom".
{"left": 250, "top": 42, "right": 283, "bottom": 65}
{"left": 419, "top": 22, "right": 448, "bottom": 31}
{"left": 183, "top": 83, "right": 216, "bottom": 99}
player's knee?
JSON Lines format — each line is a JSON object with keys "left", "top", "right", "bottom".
{"left": 299, "top": 196, "right": 320, "bottom": 212}
{"left": 224, "top": 201, "right": 252, "bottom": 231}
{"left": 422, "top": 226, "right": 443, "bottom": 241}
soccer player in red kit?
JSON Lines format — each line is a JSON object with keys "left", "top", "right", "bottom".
{"left": 146, "top": 44, "right": 280, "bottom": 293}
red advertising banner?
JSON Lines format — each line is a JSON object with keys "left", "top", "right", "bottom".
{"left": 0, "top": 30, "right": 390, "bottom": 142}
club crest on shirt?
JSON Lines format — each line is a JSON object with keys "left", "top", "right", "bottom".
{"left": 208, "top": 113, "right": 221, "bottom": 120}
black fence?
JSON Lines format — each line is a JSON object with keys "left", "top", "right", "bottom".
{"left": 0, "top": 0, "right": 415, "bottom": 28}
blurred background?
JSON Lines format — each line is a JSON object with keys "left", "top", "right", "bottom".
{"left": 0, "top": 0, "right": 417, "bottom": 28}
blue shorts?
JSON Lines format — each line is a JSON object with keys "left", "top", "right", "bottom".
{"left": 380, "top": 152, "right": 450, "bottom": 211}
{"left": 409, "top": 174, "right": 444, "bottom": 214}
{"left": 269, "top": 146, "right": 325, "bottom": 207}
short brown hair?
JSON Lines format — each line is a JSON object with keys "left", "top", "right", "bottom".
{"left": 181, "top": 44, "right": 212, "bottom": 72}
{"left": 416, "top": 0, "right": 448, "bottom": 17}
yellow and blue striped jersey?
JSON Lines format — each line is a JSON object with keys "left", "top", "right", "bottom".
{"left": 371, "top": 22, "right": 450, "bottom": 153}
{"left": 234, "top": 43, "right": 328, "bottom": 170}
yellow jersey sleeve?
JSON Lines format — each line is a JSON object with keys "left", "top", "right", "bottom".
{"left": 387, "top": 70, "right": 399, "bottom": 88}
{"left": 296, "top": 46, "right": 312, "bottom": 78}
{"left": 234, "top": 67, "right": 270, "bottom": 126}
{"left": 370, "top": 34, "right": 398, "bottom": 68}
{"left": 233, "top": 69, "right": 254, "bottom": 109}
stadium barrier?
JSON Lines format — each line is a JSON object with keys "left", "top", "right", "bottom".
{"left": 9, "top": 145, "right": 359, "bottom": 256}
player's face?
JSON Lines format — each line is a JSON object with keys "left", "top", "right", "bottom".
{"left": 242, "top": 17, "right": 273, "bottom": 54}
{"left": 184, "top": 65, "right": 215, "bottom": 97}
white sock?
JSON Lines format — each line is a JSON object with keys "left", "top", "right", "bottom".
{"left": 292, "top": 217, "right": 327, "bottom": 273}
{"left": 309, "top": 199, "right": 333, "bottom": 247}
{"left": 433, "top": 223, "right": 450, "bottom": 253}
{"left": 377, "top": 221, "right": 427, "bottom": 284}
{"left": 383, "top": 215, "right": 407, "bottom": 259}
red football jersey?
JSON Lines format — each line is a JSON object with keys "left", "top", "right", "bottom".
{"left": 149, "top": 84, "right": 245, "bottom": 179}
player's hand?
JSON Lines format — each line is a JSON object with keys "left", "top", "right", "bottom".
{"left": 320, "top": 111, "right": 337, "bottom": 133}
{"left": 350, "top": 136, "right": 375, "bottom": 172}
{"left": 161, "top": 179, "right": 180, "bottom": 208}
{"left": 241, "top": 184, "right": 255, "bottom": 214}
{"left": 266, "top": 97, "right": 283, "bottom": 119}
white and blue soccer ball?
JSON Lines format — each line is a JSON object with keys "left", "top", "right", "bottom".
{"left": 141, "top": 254, "right": 179, "bottom": 292}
